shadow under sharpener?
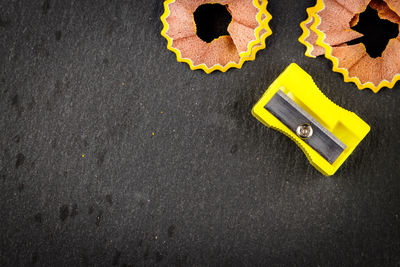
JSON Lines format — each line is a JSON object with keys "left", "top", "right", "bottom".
{"left": 252, "top": 63, "right": 370, "bottom": 176}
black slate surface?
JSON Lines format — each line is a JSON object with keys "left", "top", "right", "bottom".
{"left": 1, "top": 0, "right": 400, "bottom": 266}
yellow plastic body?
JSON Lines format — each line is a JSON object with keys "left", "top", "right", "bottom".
{"left": 252, "top": 63, "right": 370, "bottom": 176}
{"left": 160, "top": 0, "right": 272, "bottom": 73}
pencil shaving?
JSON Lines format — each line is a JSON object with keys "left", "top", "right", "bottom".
{"left": 299, "top": 0, "right": 400, "bottom": 92}
{"left": 161, "top": 0, "right": 272, "bottom": 73}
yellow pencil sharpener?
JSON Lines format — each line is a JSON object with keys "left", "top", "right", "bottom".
{"left": 252, "top": 63, "right": 370, "bottom": 176}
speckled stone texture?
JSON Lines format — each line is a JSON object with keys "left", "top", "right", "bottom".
{"left": 0, "top": 0, "right": 400, "bottom": 266}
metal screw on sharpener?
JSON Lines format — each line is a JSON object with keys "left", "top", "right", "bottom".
{"left": 296, "top": 124, "right": 313, "bottom": 139}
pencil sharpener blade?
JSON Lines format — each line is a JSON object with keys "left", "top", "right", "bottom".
{"left": 252, "top": 63, "right": 370, "bottom": 176}
{"left": 265, "top": 90, "right": 346, "bottom": 164}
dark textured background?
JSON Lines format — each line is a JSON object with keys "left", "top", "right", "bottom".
{"left": 1, "top": 0, "right": 400, "bottom": 266}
